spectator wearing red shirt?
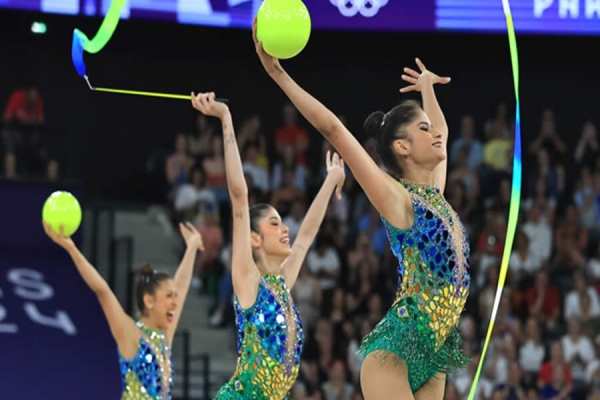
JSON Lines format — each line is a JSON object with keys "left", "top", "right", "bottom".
{"left": 3, "top": 88, "right": 45, "bottom": 169}
{"left": 538, "top": 341, "right": 574, "bottom": 398}
{"left": 526, "top": 270, "right": 561, "bottom": 332}
{"left": 3, "top": 87, "right": 44, "bottom": 124}
{"left": 274, "top": 103, "right": 308, "bottom": 166}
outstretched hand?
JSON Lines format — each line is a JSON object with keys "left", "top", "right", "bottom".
{"left": 191, "top": 92, "right": 229, "bottom": 119}
{"left": 43, "top": 221, "right": 75, "bottom": 250}
{"left": 252, "top": 17, "right": 282, "bottom": 75}
{"left": 400, "top": 58, "right": 451, "bottom": 93}
{"left": 179, "top": 222, "right": 204, "bottom": 252}
{"left": 325, "top": 150, "right": 345, "bottom": 200}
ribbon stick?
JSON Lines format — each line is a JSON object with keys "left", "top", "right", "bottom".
{"left": 71, "top": 0, "right": 228, "bottom": 102}
{"left": 467, "top": 0, "right": 522, "bottom": 398}
{"left": 82, "top": 76, "right": 229, "bottom": 102}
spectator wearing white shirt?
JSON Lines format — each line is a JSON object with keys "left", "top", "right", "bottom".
{"left": 562, "top": 318, "right": 597, "bottom": 383}
{"left": 579, "top": 292, "right": 600, "bottom": 339}
{"left": 564, "top": 271, "right": 600, "bottom": 320}
{"left": 174, "top": 166, "right": 217, "bottom": 223}
{"left": 521, "top": 204, "right": 552, "bottom": 267}
{"left": 509, "top": 230, "right": 539, "bottom": 287}
{"left": 519, "top": 317, "right": 546, "bottom": 379}
{"left": 307, "top": 234, "right": 340, "bottom": 312}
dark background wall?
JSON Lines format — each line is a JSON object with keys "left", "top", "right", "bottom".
{"left": 1, "top": 9, "right": 598, "bottom": 202}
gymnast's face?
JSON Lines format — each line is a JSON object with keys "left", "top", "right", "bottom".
{"left": 399, "top": 109, "right": 446, "bottom": 168}
{"left": 145, "top": 279, "right": 178, "bottom": 329}
{"left": 251, "top": 206, "right": 292, "bottom": 259}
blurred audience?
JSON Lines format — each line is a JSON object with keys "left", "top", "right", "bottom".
{"left": 187, "top": 102, "right": 599, "bottom": 400}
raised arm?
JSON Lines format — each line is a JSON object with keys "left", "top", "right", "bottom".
{"left": 42, "top": 222, "right": 139, "bottom": 358}
{"left": 191, "top": 92, "right": 260, "bottom": 309}
{"left": 252, "top": 19, "right": 407, "bottom": 225}
{"left": 166, "top": 222, "right": 204, "bottom": 343}
{"left": 281, "top": 151, "right": 345, "bottom": 289}
{"left": 400, "top": 58, "right": 451, "bottom": 191}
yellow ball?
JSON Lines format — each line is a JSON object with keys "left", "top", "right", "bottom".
{"left": 256, "top": 0, "right": 311, "bottom": 59}
{"left": 42, "top": 191, "right": 82, "bottom": 237}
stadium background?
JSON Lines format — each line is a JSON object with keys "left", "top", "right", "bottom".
{"left": 1, "top": 1, "right": 599, "bottom": 399}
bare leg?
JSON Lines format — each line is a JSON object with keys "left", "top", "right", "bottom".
{"left": 413, "top": 373, "right": 446, "bottom": 400}
{"left": 360, "top": 352, "right": 415, "bottom": 400}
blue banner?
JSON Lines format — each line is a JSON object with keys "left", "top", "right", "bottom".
{"left": 435, "top": 0, "right": 600, "bottom": 35}
{"left": 0, "top": 254, "right": 121, "bottom": 400}
{"left": 0, "top": 180, "right": 120, "bottom": 399}
{"left": 1, "top": 0, "right": 599, "bottom": 35}
{"left": 0, "top": 180, "right": 83, "bottom": 254}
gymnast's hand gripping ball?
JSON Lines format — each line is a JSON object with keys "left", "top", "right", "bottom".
{"left": 256, "top": 0, "right": 311, "bottom": 59}
{"left": 42, "top": 191, "right": 82, "bottom": 237}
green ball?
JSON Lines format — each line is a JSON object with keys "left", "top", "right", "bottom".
{"left": 256, "top": 0, "right": 311, "bottom": 60}
{"left": 42, "top": 191, "right": 82, "bottom": 237}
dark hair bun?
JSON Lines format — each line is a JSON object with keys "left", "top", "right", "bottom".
{"left": 139, "top": 264, "right": 154, "bottom": 277}
{"left": 364, "top": 111, "right": 385, "bottom": 137}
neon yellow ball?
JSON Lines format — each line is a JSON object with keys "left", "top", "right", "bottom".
{"left": 256, "top": 0, "right": 311, "bottom": 60}
{"left": 42, "top": 191, "right": 82, "bottom": 237}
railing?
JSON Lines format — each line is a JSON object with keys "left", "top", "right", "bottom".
{"left": 172, "top": 330, "right": 212, "bottom": 399}
{"left": 110, "top": 236, "right": 135, "bottom": 314}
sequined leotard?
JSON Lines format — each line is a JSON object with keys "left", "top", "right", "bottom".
{"left": 119, "top": 321, "right": 173, "bottom": 400}
{"left": 357, "top": 179, "right": 471, "bottom": 392}
{"left": 215, "top": 274, "right": 304, "bottom": 399}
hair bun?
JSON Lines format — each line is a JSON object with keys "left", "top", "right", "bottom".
{"left": 139, "top": 264, "right": 155, "bottom": 277}
{"left": 363, "top": 111, "right": 386, "bottom": 137}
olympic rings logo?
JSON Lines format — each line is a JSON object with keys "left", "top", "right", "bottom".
{"left": 329, "top": 0, "right": 388, "bottom": 18}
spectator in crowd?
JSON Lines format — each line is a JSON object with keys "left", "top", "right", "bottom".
{"left": 3, "top": 87, "right": 44, "bottom": 125}
{"left": 166, "top": 133, "right": 195, "bottom": 202}
{"left": 450, "top": 114, "right": 483, "bottom": 171}
{"left": 3, "top": 152, "right": 17, "bottom": 179}
{"left": 3, "top": 87, "right": 45, "bottom": 173}
{"left": 46, "top": 158, "right": 59, "bottom": 181}
{"left": 188, "top": 113, "right": 214, "bottom": 160}
{"left": 529, "top": 109, "right": 567, "bottom": 164}
{"left": 237, "top": 114, "right": 269, "bottom": 170}
{"left": 275, "top": 103, "right": 309, "bottom": 166}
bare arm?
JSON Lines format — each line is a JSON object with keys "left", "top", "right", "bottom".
{"left": 166, "top": 222, "right": 204, "bottom": 343}
{"left": 421, "top": 84, "right": 448, "bottom": 191}
{"left": 401, "top": 58, "right": 450, "bottom": 191}
{"left": 42, "top": 222, "right": 139, "bottom": 358}
{"left": 224, "top": 111, "right": 261, "bottom": 308}
{"left": 192, "top": 93, "right": 260, "bottom": 309}
{"left": 250, "top": 20, "right": 410, "bottom": 230}
{"left": 282, "top": 171, "right": 339, "bottom": 289}
{"left": 66, "top": 245, "right": 138, "bottom": 354}
{"left": 267, "top": 69, "right": 409, "bottom": 227}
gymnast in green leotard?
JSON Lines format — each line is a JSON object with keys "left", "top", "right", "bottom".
{"left": 254, "top": 23, "right": 470, "bottom": 399}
